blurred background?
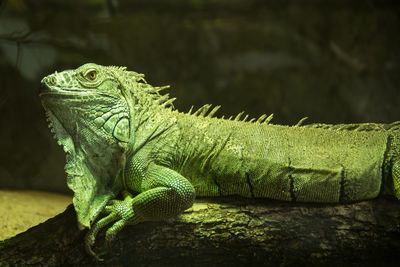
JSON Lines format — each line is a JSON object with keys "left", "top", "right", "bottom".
{"left": 0, "top": 0, "right": 399, "bottom": 194}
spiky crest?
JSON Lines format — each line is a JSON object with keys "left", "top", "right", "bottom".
{"left": 302, "top": 121, "right": 400, "bottom": 132}
{"left": 111, "top": 67, "right": 280, "bottom": 125}
{"left": 114, "top": 68, "right": 175, "bottom": 110}
{"left": 295, "top": 117, "right": 308, "bottom": 127}
{"left": 110, "top": 66, "right": 400, "bottom": 132}
{"left": 116, "top": 67, "right": 360, "bottom": 128}
{"left": 187, "top": 103, "right": 275, "bottom": 125}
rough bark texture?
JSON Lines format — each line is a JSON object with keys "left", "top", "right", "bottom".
{"left": 1, "top": 197, "right": 400, "bottom": 266}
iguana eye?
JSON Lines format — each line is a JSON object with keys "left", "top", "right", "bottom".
{"left": 85, "top": 70, "right": 97, "bottom": 81}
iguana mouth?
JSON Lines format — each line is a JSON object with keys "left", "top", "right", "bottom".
{"left": 40, "top": 90, "right": 97, "bottom": 98}
{"left": 40, "top": 73, "right": 93, "bottom": 97}
{"left": 40, "top": 82, "right": 95, "bottom": 98}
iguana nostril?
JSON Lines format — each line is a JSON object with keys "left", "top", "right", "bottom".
{"left": 47, "top": 75, "right": 57, "bottom": 85}
{"left": 41, "top": 75, "right": 57, "bottom": 86}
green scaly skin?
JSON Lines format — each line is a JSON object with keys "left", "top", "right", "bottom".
{"left": 40, "top": 63, "right": 400, "bottom": 259}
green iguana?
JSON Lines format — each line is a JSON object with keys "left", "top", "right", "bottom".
{"left": 40, "top": 63, "right": 400, "bottom": 258}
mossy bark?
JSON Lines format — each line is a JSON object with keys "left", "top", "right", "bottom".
{"left": 1, "top": 197, "right": 400, "bottom": 266}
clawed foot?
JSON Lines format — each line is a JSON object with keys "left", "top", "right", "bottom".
{"left": 84, "top": 197, "right": 135, "bottom": 260}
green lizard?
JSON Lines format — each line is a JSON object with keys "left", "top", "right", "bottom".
{"left": 40, "top": 63, "right": 400, "bottom": 258}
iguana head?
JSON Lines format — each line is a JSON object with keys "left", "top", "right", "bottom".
{"left": 40, "top": 63, "right": 143, "bottom": 228}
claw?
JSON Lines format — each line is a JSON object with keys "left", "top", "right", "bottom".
{"left": 84, "top": 212, "right": 119, "bottom": 260}
{"left": 85, "top": 231, "right": 104, "bottom": 261}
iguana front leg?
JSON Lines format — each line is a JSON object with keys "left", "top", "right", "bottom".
{"left": 85, "top": 162, "right": 196, "bottom": 258}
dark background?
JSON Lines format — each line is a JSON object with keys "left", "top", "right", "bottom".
{"left": 0, "top": 0, "right": 399, "bottom": 193}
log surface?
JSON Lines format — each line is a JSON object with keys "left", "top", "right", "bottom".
{"left": 1, "top": 197, "right": 400, "bottom": 266}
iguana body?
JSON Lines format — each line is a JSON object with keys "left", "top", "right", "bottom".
{"left": 40, "top": 63, "right": 400, "bottom": 257}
